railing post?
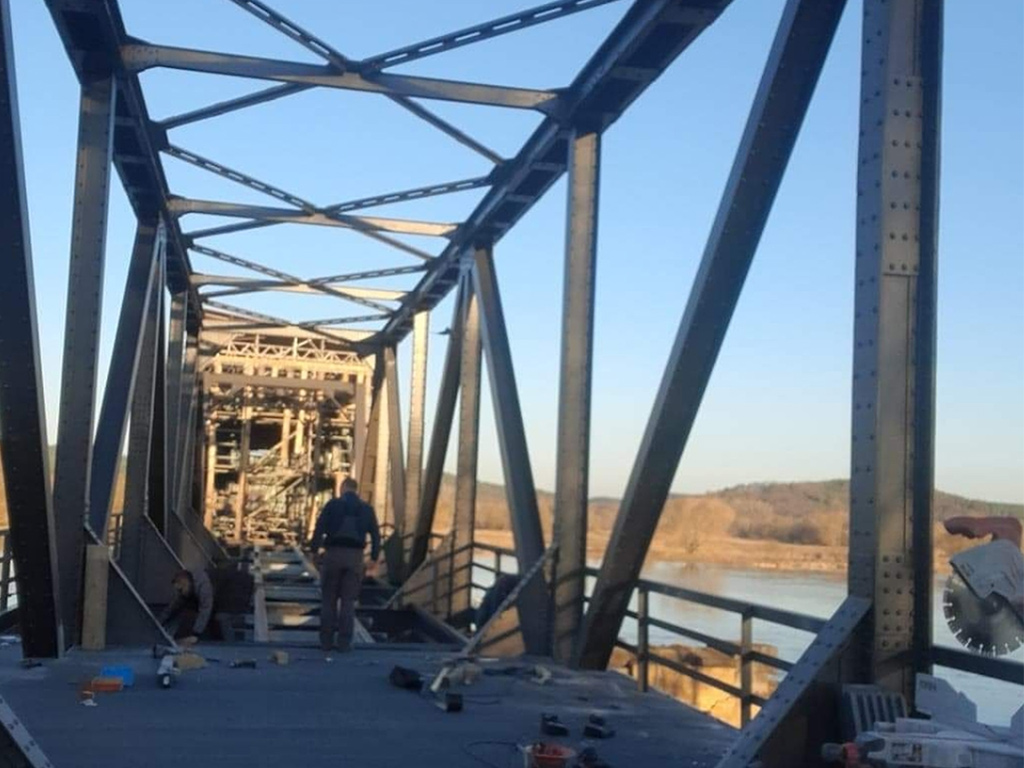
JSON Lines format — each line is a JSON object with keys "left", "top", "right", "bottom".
{"left": 740, "top": 609, "right": 753, "bottom": 726}
{"left": 637, "top": 585, "right": 649, "bottom": 693}
{"left": 0, "top": 533, "right": 10, "bottom": 612}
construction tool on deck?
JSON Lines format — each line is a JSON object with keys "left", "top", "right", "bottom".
{"left": 823, "top": 675, "right": 1024, "bottom": 768}
{"left": 941, "top": 516, "right": 1024, "bottom": 657}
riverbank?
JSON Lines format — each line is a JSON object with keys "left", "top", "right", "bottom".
{"left": 474, "top": 529, "right": 849, "bottom": 573}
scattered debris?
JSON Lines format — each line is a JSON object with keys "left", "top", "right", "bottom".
{"left": 583, "top": 714, "right": 615, "bottom": 740}
{"left": 523, "top": 742, "right": 575, "bottom": 768}
{"left": 229, "top": 659, "right": 257, "bottom": 669}
{"left": 80, "top": 699, "right": 98, "bottom": 708}
{"left": 388, "top": 665, "right": 424, "bottom": 692}
{"left": 433, "top": 691, "right": 463, "bottom": 713}
{"left": 533, "top": 665, "right": 552, "bottom": 686}
{"left": 269, "top": 650, "right": 289, "bottom": 666}
{"left": 541, "top": 714, "right": 570, "bottom": 737}
{"left": 100, "top": 665, "right": 135, "bottom": 687}
{"left": 176, "top": 653, "right": 206, "bottom": 671}
{"left": 157, "top": 655, "right": 177, "bottom": 689}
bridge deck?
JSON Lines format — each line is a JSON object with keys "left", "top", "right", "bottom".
{"left": 0, "top": 643, "right": 734, "bottom": 767}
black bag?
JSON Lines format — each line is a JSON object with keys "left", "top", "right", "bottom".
{"left": 388, "top": 665, "right": 424, "bottom": 692}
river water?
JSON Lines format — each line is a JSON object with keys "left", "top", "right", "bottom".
{"left": 636, "top": 562, "right": 1023, "bottom": 727}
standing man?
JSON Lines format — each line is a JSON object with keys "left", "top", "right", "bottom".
{"left": 310, "top": 478, "right": 381, "bottom": 652}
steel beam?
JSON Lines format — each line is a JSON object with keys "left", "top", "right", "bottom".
{"left": 121, "top": 42, "right": 560, "bottom": 113}
{"left": 0, "top": 0, "right": 63, "bottom": 657}
{"left": 848, "top": 0, "right": 942, "bottom": 705}
{"left": 89, "top": 220, "right": 164, "bottom": 538}
{"left": 378, "top": 0, "right": 732, "bottom": 345}
{"left": 51, "top": 74, "right": 116, "bottom": 649}
{"left": 409, "top": 289, "right": 465, "bottom": 572}
{"left": 577, "top": 0, "right": 847, "bottom": 670}
{"left": 169, "top": 197, "right": 455, "bottom": 239}
{"left": 44, "top": 1, "right": 197, "bottom": 303}
{"left": 149, "top": 306, "right": 169, "bottom": 536}
{"left": 165, "top": 291, "right": 187, "bottom": 506}
{"left": 234, "top": 406, "right": 251, "bottom": 541}
{"left": 173, "top": 332, "right": 199, "bottom": 520}
{"left": 119, "top": 247, "right": 164, "bottom": 584}
{"left": 362, "top": 0, "right": 623, "bottom": 71}
{"left": 357, "top": 366, "right": 384, "bottom": 508}
{"left": 552, "top": 129, "right": 600, "bottom": 663}
{"left": 160, "top": 82, "right": 306, "bottom": 130}
{"left": 472, "top": 245, "right": 549, "bottom": 655}
{"left": 384, "top": 346, "right": 407, "bottom": 540}
{"left": 404, "top": 311, "right": 429, "bottom": 545}
{"left": 452, "top": 275, "right": 482, "bottom": 617}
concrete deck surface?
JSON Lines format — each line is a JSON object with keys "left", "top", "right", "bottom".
{"left": 0, "top": 642, "right": 735, "bottom": 767}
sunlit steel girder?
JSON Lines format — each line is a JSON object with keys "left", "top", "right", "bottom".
{"left": 577, "top": 0, "right": 848, "bottom": 670}
{"left": 379, "top": 0, "right": 733, "bottom": 346}
{"left": 847, "top": 0, "right": 942, "bottom": 705}
{"left": 0, "top": 0, "right": 63, "bottom": 657}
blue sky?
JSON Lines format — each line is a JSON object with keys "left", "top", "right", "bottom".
{"left": 8, "top": 1, "right": 1023, "bottom": 503}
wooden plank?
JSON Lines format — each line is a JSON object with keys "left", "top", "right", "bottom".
{"left": 252, "top": 570, "right": 270, "bottom": 643}
{"left": 81, "top": 544, "right": 109, "bottom": 650}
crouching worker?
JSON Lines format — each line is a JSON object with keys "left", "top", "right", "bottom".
{"left": 310, "top": 478, "right": 381, "bottom": 652}
{"left": 158, "top": 567, "right": 252, "bottom": 645}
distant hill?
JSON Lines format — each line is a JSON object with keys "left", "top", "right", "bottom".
{"left": 1, "top": 450, "right": 1018, "bottom": 560}
{"left": 427, "top": 475, "right": 1023, "bottom": 557}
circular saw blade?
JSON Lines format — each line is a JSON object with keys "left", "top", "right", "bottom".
{"left": 943, "top": 570, "right": 1024, "bottom": 657}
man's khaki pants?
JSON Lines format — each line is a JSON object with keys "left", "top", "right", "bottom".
{"left": 319, "top": 547, "right": 364, "bottom": 651}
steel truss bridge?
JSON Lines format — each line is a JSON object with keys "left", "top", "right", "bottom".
{"left": 0, "top": 0, "right": 1019, "bottom": 766}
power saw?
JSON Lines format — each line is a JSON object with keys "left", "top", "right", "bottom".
{"left": 942, "top": 516, "right": 1024, "bottom": 657}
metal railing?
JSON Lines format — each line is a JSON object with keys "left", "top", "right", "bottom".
{"left": 0, "top": 529, "right": 17, "bottom": 623}
{"left": 466, "top": 541, "right": 1024, "bottom": 725}
{"left": 471, "top": 541, "right": 815, "bottom": 725}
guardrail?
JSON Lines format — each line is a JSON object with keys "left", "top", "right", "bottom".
{"left": 0, "top": 529, "right": 17, "bottom": 626}
{"left": 467, "top": 540, "right": 1024, "bottom": 725}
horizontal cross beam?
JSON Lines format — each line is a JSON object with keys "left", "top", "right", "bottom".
{"left": 170, "top": 197, "right": 456, "bottom": 239}
{"left": 363, "top": 0, "right": 623, "bottom": 71}
{"left": 121, "top": 41, "right": 560, "bottom": 112}
{"left": 191, "top": 274, "right": 405, "bottom": 301}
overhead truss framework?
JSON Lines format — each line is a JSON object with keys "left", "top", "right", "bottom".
{"left": 1, "top": 1, "right": 961, "bottom": 751}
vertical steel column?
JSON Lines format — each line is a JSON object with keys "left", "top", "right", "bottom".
{"left": 119, "top": 249, "right": 164, "bottom": 583}
{"left": 89, "top": 220, "right": 164, "bottom": 538}
{"left": 452, "top": 274, "right": 482, "bottom": 617}
{"left": 358, "top": 368, "right": 384, "bottom": 507}
{"left": 384, "top": 346, "right": 407, "bottom": 537}
{"left": 849, "top": 0, "right": 942, "bottom": 704}
{"left": 234, "top": 404, "right": 251, "bottom": 541}
{"left": 149, "top": 310, "right": 168, "bottom": 535}
{"left": 173, "top": 329, "right": 199, "bottom": 513}
{"left": 553, "top": 128, "right": 600, "bottom": 663}
{"left": 203, "top": 423, "right": 217, "bottom": 529}
{"left": 472, "top": 245, "right": 549, "bottom": 655}
{"left": 165, "top": 292, "right": 187, "bottom": 508}
{"left": 410, "top": 288, "right": 465, "bottom": 572}
{"left": 405, "top": 311, "right": 429, "bottom": 539}
{"left": 352, "top": 378, "right": 365, "bottom": 476}
{"left": 0, "top": 0, "right": 63, "bottom": 656}
{"left": 577, "top": 0, "right": 847, "bottom": 670}
{"left": 51, "top": 74, "right": 116, "bottom": 648}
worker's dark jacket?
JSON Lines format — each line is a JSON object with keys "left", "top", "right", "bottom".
{"left": 311, "top": 492, "right": 381, "bottom": 561}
